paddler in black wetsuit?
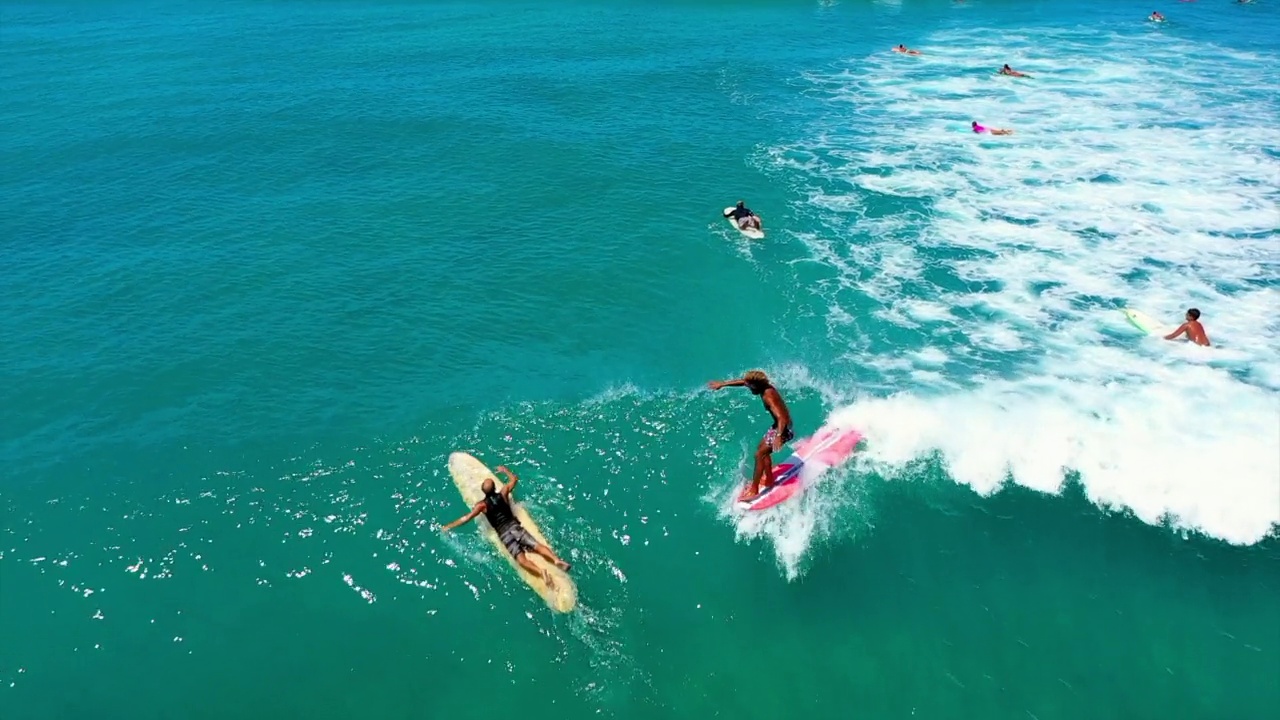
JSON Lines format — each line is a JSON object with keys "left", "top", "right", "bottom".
{"left": 725, "top": 200, "right": 762, "bottom": 231}
{"left": 441, "top": 465, "right": 571, "bottom": 588}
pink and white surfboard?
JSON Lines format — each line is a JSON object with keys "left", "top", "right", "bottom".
{"left": 735, "top": 425, "right": 864, "bottom": 512}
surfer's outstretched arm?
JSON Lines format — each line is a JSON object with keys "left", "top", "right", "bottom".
{"left": 1164, "top": 322, "right": 1189, "bottom": 341}
{"left": 441, "top": 502, "right": 483, "bottom": 532}
{"left": 496, "top": 465, "right": 518, "bottom": 497}
{"left": 707, "top": 377, "right": 748, "bottom": 390}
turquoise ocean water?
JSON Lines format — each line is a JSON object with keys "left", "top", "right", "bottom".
{"left": 3, "top": 1, "right": 1279, "bottom": 717}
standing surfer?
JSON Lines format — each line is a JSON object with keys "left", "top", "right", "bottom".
{"left": 707, "top": 370, "right": 794, "bottom": 502}
{"left": 441, "top": 464, "right": 572, "bottom": 587}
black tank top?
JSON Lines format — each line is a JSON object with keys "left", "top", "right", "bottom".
{"left": 482, "top": 490, "right": 517, "bottom": 533}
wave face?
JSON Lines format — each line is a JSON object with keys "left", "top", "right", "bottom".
{"left": 752, "top": 24, "right": 1280, "bottom": 555}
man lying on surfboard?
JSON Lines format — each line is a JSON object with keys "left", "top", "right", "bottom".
{"left": 972, "top": 121, "right": 1013, "bottom": 136}
{"left": 725, "top": 201, "right": 762, "bottom": 232}
{"left": 707, "top": 370, "right": 794, "bottom": 503}
{"left": 441, "top": 465, "right": 572, "bottom": 587}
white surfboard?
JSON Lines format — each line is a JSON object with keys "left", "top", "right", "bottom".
{"left": 724, "top": 207, "right": 764, "bottom": 239}
{"left": 447, "top": 452, "right": 577, "bottom": 613}
{"left": 1123, "top": 308, "right": 1171, "bottom": 336}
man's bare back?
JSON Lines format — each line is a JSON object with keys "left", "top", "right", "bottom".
{"left": 707, "top": 370, "right": 794, "bottom": 502}
{"left": 1164, "top": 308, "right": 1211, "bottom": 347}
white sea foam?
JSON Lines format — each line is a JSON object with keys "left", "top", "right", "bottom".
{"left": 768, "top": 27, "right": 1280, "bottom": 544}
{"left": 711, "top": 440, "right": 870, "bottom": 581}
{"left": 724, "top": 484, "right": 822, "bottom": 581}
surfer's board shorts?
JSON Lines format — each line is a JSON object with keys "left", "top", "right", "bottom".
{"left": 499, "top": 524, "right": 539, "bottom": 557}
{"left": 763, "top": 424, "right": 795, "bottom": 450}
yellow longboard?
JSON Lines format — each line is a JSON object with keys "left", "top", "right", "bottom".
{"left": 447, "top": 452, "right": 577, "bottom": 613}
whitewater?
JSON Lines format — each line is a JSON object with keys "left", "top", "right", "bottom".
{"left": 727, "top": 24, "right": 1280, "bottom": 574}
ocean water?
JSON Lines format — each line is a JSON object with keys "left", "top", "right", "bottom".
{"left": 2, "top": 0, "right": 1278, "bottom": 718}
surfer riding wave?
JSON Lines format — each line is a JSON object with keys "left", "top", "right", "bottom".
{"left": 707, "top": 370, "right": 794, "bottom": 503}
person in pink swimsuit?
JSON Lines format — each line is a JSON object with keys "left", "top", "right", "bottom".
{"left": 972, "top": 120, "right": 1013, "bottom": 135}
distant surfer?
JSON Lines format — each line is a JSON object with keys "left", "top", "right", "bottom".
{"left": 999, "top": 64, "right": 1030, "bottom": 78}
{"left": 1163, "top": 308, "right": 1211, "bottom": 347}
{"left": 707, "top": 370, "right": 794, "bottom": 503}
{"left": 892, "top": 44, "right": 921, "bottom": 56}
{"left": 1149, "top": 11, "right": 1166, "bottom": 21}
{"left": 725, "top": 201, "right": 762, "bottom": 232}
{"left": 441, "top": 465, "right": 572, "bottom": 587}
{"left": 972, "top": 121, "right": 1013, "bottom": 136}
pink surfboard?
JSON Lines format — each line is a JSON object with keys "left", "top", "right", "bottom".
{"left": 735, "top": 425, "right": 864, "bottom": 512}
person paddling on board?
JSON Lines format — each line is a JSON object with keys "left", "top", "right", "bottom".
{"left": 892, "top": 44, "right": 921, "bottom": 56}
{"left": 972, "top": 120, "right": 1014, "bottom": 136}
{"left": 725, "top": 201, "right": 762, "bottom": 232}
{"left": 999, "top": 64, "right": 1030, "bottom": 78}
{"left": 707, "top": 370, "right": 794, "bottom": 503}
{"left": 1164, "top": 308, "right": 1211, "bottom": 347}
{"left": 441, "top": 465, "right": 572, "bottom": 587}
